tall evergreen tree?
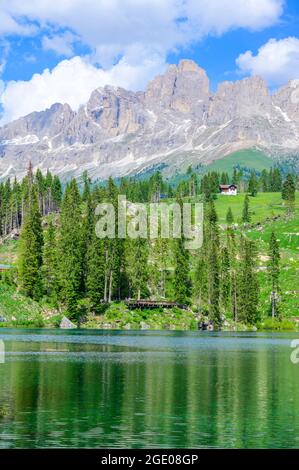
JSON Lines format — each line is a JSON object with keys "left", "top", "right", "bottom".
{"left": 248, "top": 171, "right": 258, "bottom": 197}
{"left": 242, "top": 194, "right": 251, "bottom": 223}
{"left": 282, "top": 174, "right": 296, "bottom": 213}
{"left": 238, "top": 237, "right": 259, "bottom": 325}
{"left": 126, "top": 237, "right": 149, "bottom": 300}
{"left": 220, "top": 247, "right": 231, "bottom": 313}
{"left": 206, "top": 201, "right": 221, "bottom": 326}
{"left": 18, "top": 185, "right": 43, "bottom": 300}
{"left": 226, "top": 207, "right": 234, "bottom": 225}
{"left": 42, "top": 220, "right": 59, "bottom": 304}
{"left": 52, "top": 175, "right": 62, "bottom": 211}
{"left": 86, "top": 229, "right": 106, "bottom": 312}
{"left": 260, "top": 169, "right": 269, "bottom": 192}
{"left": 268, "top": 231, "right": 280, "bottom": 318}
{"left": 58, "top": 179, "right": 83, "bottom": 318}
{"left": 173, "top": 237, "right": 192, "bottom": 305}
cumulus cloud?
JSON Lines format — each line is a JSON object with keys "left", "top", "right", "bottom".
{"left": 1, "top": 0, "right": 284, "bottom": 62}
{"left": 236, "top": 37, "right": 299, "bottom": 87}
{"left": 183, "top": 0, "right": 283, "bottom": 37}
{"left": 0, "top": 0, "right": 285, "bottom": 122}
{"left": 0, "top": 55, "right": 166, "bottom": 124}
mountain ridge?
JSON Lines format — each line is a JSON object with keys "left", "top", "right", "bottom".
{"left": 0, "top": 59, "right": 299, "bottom": 180}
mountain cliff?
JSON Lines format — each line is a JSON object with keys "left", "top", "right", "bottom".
{"left": 0, "top": 59, "right": 299, "bottom": 180}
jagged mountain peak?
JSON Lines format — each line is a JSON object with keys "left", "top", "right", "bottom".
{"left": 0, "top": 59, "right": 298, "bottom": 181}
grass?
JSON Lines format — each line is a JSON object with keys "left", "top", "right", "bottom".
{"left": 0, "top": 239, "right": 18, "bottom": 266}
{"left": 0, "top": 282, "right": 45, "bottom": 327}
{"left": 84, "top": 302, "right": 198, "bottom": 330}
{"left": 206, "top": 149, "right": 273, "bottom": 174}
{"left": 213, "top": 192, "right": 299, "bottom": 224}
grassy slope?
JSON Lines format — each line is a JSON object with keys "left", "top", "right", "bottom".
{"left": 213, "top": 192, "right": 298, "bottom": 224}
{"left": 212, "top": 192, "right": 299, "bottom": 319}
{"left": 0, "top": 283, "right": 44, "bottom": 326}
{"left": 207, "top": 149, "right": 273, "bottom": 175}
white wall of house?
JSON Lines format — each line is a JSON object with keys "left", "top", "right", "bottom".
{"left": 221, "top": 189, "right": 237, "bottom": 196}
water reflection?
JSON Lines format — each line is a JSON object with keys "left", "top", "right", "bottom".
{"left": 0, "top": 330, "right": 298, "bottom": 448}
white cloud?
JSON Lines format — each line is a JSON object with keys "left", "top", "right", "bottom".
{"left": 42, "top": 32, "right": 78, "bottom": 57}
{"left": 183, "top": 0, "right": 283, "bottom": 37}
{"left": 1, "top": 1, "right": 284, "bottom": 63}
{"left": 0, "top": 55, "right": 166, "bottom": 124}
{"left": 0, "top": 40, "right": 11, "bottom": 75}
{"left": 236, "top": 37, "right": 299, "bottom": 87}
{"left": 0, "top": 0, "right": 285, "bottom": 123}
{"left": 0, "top": 9, "right": 36, "bottom": 36}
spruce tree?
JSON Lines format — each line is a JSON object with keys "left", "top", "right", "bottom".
{"left": 173, "top": 237, "right": 192, "bottom": 305}
{"left": 282, "top": 174, "right": 296, "bottom": 213}
{"left": 86, "top": 229, "right": 106, "bottom": 312}
{"left": 52, "top": 175, "right": 62, "bottom": 211}
{"left": 42, "top": 220, "right": 59, "bottom": 304}
{"left": 126, "top": 237, "right": 149, "bottom": 300}
{"left": 58, "top": 179, "right": 83, "bottom": 318}
{"left": 248, "top": 171, "right": 258, "bottom": 197}
{"left": 220, "top": 247, "right": 231, "bottom": 313}
{"left": 226, "top": 207, "right": 234, "bottom": 225}
{"left": 260, "top": 169, "right": 269, "bottom": 192}
{"left": 268, "top": 231, "right": 280, "bottom": 318}
{"left": 206, "top": 201, "right": 221, "bottom": 327}
{"left": 81, "top": 193, "right": 94, "bottom": 292}
{"left": 18, "top": 185, "right": 43, "bottom": 300}
{"left": 272, "top": 168, "right": 282, "bottom": 192}
{"left": 238, "top": 237, "right": 259, "bottom": 325}
{"left": 82, "top": 170, "right": 91, "bottom": 202}
{"left": 242, "top": 194, "right": 251, "bottom": 223}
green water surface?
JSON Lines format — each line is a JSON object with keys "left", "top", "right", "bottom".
{"left": 0, "top": 329, "right": 298, "bottom": 448}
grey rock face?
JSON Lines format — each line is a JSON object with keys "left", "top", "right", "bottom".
{"left": 0, "top": 60, "right": 298, "bottom": 181}
{"left": 60, "top": 316, "right": 77, "bottom": 329}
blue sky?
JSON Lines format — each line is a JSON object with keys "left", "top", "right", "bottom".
{"left": 1, "top": 0, "right": 299, "bottom": 123}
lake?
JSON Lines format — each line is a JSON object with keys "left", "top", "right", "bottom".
{"left": 0, "top": 329, "right": 299, "bottom": 448}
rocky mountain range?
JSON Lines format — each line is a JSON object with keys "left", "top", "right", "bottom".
{"left": 0, "top": 59, "right": 299, "bottom": 181}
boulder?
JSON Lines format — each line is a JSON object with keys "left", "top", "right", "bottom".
{"left": 60, "top": 316, "right": 77, "bottom": 329}
{"left": 0, "top": 316, "right": 7, "bottom": 323}
{"left": 140, "top": 321, "right": 150, "bottom": 330}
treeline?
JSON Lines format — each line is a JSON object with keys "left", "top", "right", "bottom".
{"left": 0, "top": 164, "right": 62, "bottom": 238}
{"left": 176, "top": 166, "right": 298, "bottom": 199}
{"left": 12, "top": 166, "right": 291, "bottom": 326}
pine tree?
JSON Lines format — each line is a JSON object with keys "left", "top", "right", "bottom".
{"left": 220, "top": 247, "right": 231, "bottom": 313}
{"left": 248, "top": 171, "right": 258, "bottom": 197}
{"left": 42, "top": 220, "right": 59, "bottom": 304}
{"left": 226, "top": 207, "right": 234, "bottom": 225}
{"left": 86, "top": 228, "right": 106, "bottom": 312}
{"left": 81, "top": 193, "right": 94, "bottom": 292}
{"left": 173, "top": 237, "right": 192, "bottom": 305}
{"left": 52, "top": 175, "right": 62, "bottom": 211}
{"left": 58, "top": 179, "right": 83, "bottom": 318}
{"left": 272, "top": 168, "right": 282, "bottom": 192}
{"left": 282, "top": 174, "right": 296, "bottom": 213}
{"left": 268, "top": 231, "right": 280, "bottom": 318}
{"left": 82, "top": 170, "right": 91, "bottom": 202}
{"left": 242, "top": 194, "right": 251, "bottom": 223}
{"left": 126, "top": 237, "right": 149, "bottom": 300}
{"left": 238, "top": 237, "right": 259, "bottom": 325}
{"left": 260, "top": 169, "right": 269, "bottom": 192}
{"left": 18, "top": 185, "right": 43, "bottom": 300}
{"left": 206, "top": 201, "right": 221, "bottom": 326}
